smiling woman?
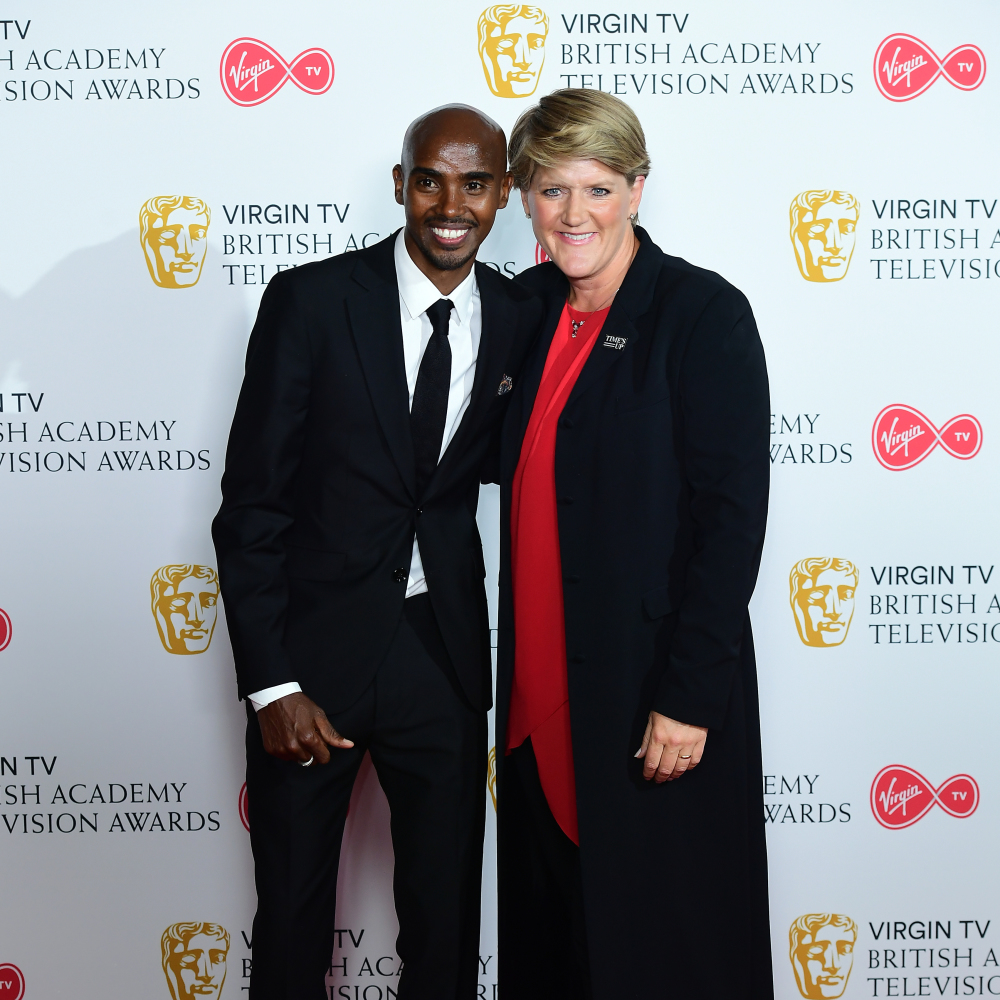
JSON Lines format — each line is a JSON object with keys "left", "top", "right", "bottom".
{"left": 494, "top": 89, "right": 774, "bottom": 1000}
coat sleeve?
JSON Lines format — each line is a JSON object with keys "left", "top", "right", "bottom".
{"left": 212, "top": 273, "right": 312, "bottom": 700}
{"left": 652, "top": 286, "right": 770, "bottom": 730}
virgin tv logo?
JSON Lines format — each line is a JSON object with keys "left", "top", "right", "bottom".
{"left": 871, "top": 765, "right": 979, "bottom": 829}
{"left": 535, "top": 242, "right": 550, "bottom": 264}
{"left": 221, "top": 38, "right": 334, "bottom": 107}
{"left": 0, "top": 964, "right": 26, "bottom": 1000}
{"left": 239, "top": 782, "right": 250, "bottom": 832}
{"left": 0, "top": 608, "right": 10, "bottom": 652}
{"left": 872, "top": 404, "right": 982, "bottom": 470}
{"left": 874, "top": 34, "right": 986, "bottom": 101}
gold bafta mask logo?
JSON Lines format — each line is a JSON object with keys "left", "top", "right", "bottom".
{"left": 790, "top": 558, "right": 858, "bottom": 648}
{"left": 140, "top": 196, "right": 211, "bottom": 288}
{"left": 488, "top": 746, "right": 497, "bottom": 811}
{"left": 162, "top": 922, "right": 230, "bottom": 1000}
{"left": 478, "top": 5, "right": 549, "bottom": 98}
{"left": 790, "top": 914, "right": 857, "bottom": 999}
{"left": 151, "top": 565, "right": 219, "bottom": 655}
{"left": 790, "top": 190, "right": 859, "bottom": 282}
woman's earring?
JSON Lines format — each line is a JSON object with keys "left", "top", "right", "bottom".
{"left": 525, "top": 212, "right": 531, "bottom": 219}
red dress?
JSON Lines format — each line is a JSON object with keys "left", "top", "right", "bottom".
{"left": 506, "top": 302, "right": 610, "bottom": 845}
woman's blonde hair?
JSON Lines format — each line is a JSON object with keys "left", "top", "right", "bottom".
{"left": 508, "top": 88, "right": 651, "bottom": 192}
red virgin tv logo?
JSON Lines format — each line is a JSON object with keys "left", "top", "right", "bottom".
{"left": 0, "top": 964, "right": 26, "bottom": 1000}
{"left": 0, "top": 608, "right": 10, "bottom": 652}
{"left": 872, "top": 404, "right": 982, "bottom": 470}
{"left": 874, "top": 34, "right": 986, "bottom": 101}
{"left": 239, "top": 782, "right": 249, "bottom": 832}
{"left": 871, "top": 765, "right": 979, "bottom": 829}
{"left": 221, "top": 38, "right": 334, "bottom": 107}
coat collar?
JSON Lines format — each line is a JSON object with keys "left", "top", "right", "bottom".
{"left": 508, "top": 227, "right": 662, "bottom": 464}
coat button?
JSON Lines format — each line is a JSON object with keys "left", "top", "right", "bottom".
{"left": 560, "top": 495, "right": 574, "bottom": 505}
{"left": 393, "top": 567, "right": 407, "bottom": 583}
{"left": 570, "top": 653, "right": 586, "bottom": 663}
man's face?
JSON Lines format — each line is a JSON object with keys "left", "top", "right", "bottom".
{"left": 794, "top": 201, "right": 857, "bottom": 281}
{"left": 156, "top": 575, "right": 218, "bottom": 654}
{"left": 481, "top": 12, "right": 548, "bottom": 97}
{"left": 794, "top": 568, "right": 856, "bottom": 647}
{"left": 166, "top": 933, "right": 228, "bottom": 999}
{"left": 793, "top": 924, "right": 855, "bottom": 998}
{"left": 146, "top": 207, "right": 210, "bottom": 287}
{"left": 393, "top": 116, "right": 511, "bottom": 274}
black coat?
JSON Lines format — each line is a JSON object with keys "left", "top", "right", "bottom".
{"left": 213, "top": 232, "right": 540, "bottom": 714}
{"left": 496, "top": 229, "right": 774, "bottom": 998}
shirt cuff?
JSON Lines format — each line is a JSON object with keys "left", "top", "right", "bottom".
{"left": 247, "top": 682, "right": 302, "bottom": 712}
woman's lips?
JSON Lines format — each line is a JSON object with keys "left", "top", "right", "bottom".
{"left": 555, "top": 231, "right": 597, "bottom": 245}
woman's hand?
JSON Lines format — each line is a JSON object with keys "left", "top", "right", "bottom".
{"left": 636, "top": 711, "right": 708, "bottom": 783}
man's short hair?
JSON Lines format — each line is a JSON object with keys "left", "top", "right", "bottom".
{"left": 789, "top": 190, "right": 859, "bottom": 239}
{"left": 139, "top": 196, "right": 211, "bottom": 246}
{"left": 789, "top": 558, "right": 858, "bottom": 606}
{"left": 161, "top": 921, "right": 230, "bottom": 970}
{"left": 789, "top": 912, "right": 857, "bottom": 957}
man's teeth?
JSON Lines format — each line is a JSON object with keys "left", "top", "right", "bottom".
{"left": 432, "top": 227, "right": 467, "bottom": 240}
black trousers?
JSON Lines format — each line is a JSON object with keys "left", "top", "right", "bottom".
{"left": 499, "top": 740, "right": 593, "bottom": 1000}
{"left": 246, "top": 594, "right": 487, "bottom": 999}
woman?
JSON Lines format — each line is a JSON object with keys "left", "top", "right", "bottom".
{"left": 496, "top": 89, "right": 773, "bottom": 999}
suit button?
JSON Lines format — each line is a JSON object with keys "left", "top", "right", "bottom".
{"left": 393, "top": 567, "right": 407, "bottom": 583}
{"left": 564, "top": 573, "right": 581, "bottom": 584}
{"left": 570, "top": 653, "right": 586, "bottom": 663}
{"left": 560, "top": 495, "right": 574, "bottom": 505}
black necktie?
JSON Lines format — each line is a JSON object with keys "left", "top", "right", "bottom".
{"left": 410, "top": 298, "right": 454, "bottom": 498}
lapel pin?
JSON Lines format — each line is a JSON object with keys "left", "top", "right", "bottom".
{"left": 497, "top": 374, "right": 513, "bottom": 395}
{"left": 603, "top": 334, "right": 628, "bottom": 351}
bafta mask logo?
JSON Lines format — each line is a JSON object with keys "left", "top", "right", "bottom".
{"left": 488, "top": 746, "right": 497, "bottom": 811}
{"left": 790, "top": 191, "right": 859, "bottom": 282}
{"left": 140, "top": 196, "right": 211, "bottom": 288}
{"left": 151, "top": 565, "right": 219, "bottom": 655}
{"left": 790, "top": 558, "right": 858, "bottom": 647}
{"left": 478, "top": 5, "right": 549, "bottom": 98}
{"left": 790, "top": 914, "right": 857, "bottom": 999}
{"left": 162, "top": 923, "right": 230, "bottom": 1000}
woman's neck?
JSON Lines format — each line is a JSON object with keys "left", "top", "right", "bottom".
{"left": 567, "top": 231, "right": 639, "bottom": 312}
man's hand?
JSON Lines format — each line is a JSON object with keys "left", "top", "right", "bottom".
{"left": 257, "top": 692, "right": 354, "bottom": 765}
{"left": 636, "top": 711, "right": 708, "bottom": 783}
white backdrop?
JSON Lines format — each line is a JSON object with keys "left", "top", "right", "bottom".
{"left": 1, "top": 2, "right": 998, "bottom": 998}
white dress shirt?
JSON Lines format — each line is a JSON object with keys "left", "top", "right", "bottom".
{"left": 248, "top": 231, "right": 482, "bottom": 710}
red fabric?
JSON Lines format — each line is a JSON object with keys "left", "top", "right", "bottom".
{"left": 506, "top": 302, "right": 609, "bottom": 845}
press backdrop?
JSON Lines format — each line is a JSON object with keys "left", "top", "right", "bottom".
{"left": 1, "top": 2, "right": 998, "bottom": 998}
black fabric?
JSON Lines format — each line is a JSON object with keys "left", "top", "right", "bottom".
{"left": 496, "top": 228, "right": 774, "bottom": 999}
{"left": 212, "top": 231, "right": 542, "bottom": 714}
{"left": 499, "top": 740, "right": 593, "bottom": 1000}
{"left": 410, "top": 298, "right": 454, "bottom": 499}
{"left": 246, "top": 595, "right": 487, "bottom": 1000}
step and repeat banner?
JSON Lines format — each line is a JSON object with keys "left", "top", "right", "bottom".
{"left": 0, "top": 1, "right": 997, "bottom": 997}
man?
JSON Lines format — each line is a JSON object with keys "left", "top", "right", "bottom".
{"left": 789, "top": 190, "right": 859, "bottom": 282}
{"left": 161, "top": 922, "right": 230, "bottom": 1000}
{"left": 478, "top": 5, "right": 549, "bottom": 98}
{"left": 139, "top": 195, "right": 211, "bottom": 288}
{"left": 213, "top": 105, "right": 540, "bottom": 998}
{"left": 151, "top": 564, "right": 220, "bottom": 655}
{"left": 789, "top": 913, "right": 857, "bottom": 999}
{"left": 789, "top": 557, "right": 858, "bottom": 647}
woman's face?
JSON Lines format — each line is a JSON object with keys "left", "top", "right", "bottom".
{"left": 523, "top": 158, "right": 644, "bottom": 281}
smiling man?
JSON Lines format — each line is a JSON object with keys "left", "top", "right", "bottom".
{"left": 213, "top": 105, "right": 541, "bottom": 999}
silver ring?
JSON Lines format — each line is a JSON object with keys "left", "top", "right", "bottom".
{"left": 678, "top": 754, "right": 692, "bottom": 759}
{"left": 300, "top": 756, "right": 315, "bottom": 768}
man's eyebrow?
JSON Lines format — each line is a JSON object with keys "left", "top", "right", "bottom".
{"left": 409, "top": 167, "right": 496, "bottom": 181}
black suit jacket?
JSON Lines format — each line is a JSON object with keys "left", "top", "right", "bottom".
{"left": 496, "top": 228, "right": 772, "bottom": 996}
{"left": 213, "top": 232, "right": 541, "bottom": 714}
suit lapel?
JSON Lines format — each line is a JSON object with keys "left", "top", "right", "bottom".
{"left": 564, "top": 306, "right": 638, "bottom": 408}
{"left": 434, "top": 264, "right": 515, "bottom": 485}
{"left": 345, "top": 246, "right": 416, "bottom": 500}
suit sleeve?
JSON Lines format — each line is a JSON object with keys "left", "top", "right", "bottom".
{"left": 212, "top": 273, "right": 312, "bottom": 700}
{"left": 652, "top": 287, "right": 770, "bottom": 730}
